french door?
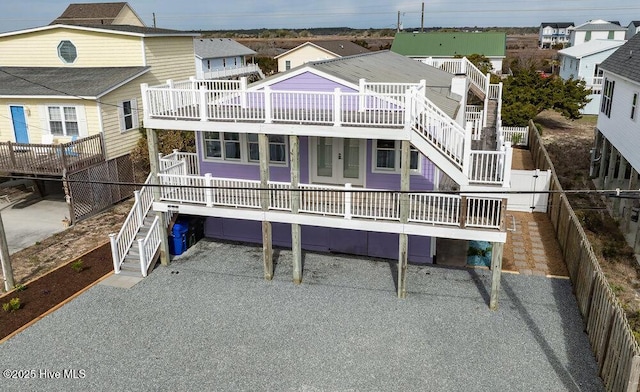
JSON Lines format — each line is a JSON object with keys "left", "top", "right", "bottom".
{"left": 310, "top": 137, "right": 365, "bottom": 186}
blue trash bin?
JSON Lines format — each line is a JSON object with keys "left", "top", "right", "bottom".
{"left": 169, "top": 219, "right": 189, "bottom": 255}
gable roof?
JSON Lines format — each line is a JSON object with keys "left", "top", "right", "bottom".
{"left": 256, "top": 51, "right": 460, "bottom": 118}
{"left": 629, "top": 21, "right": 640, "bottom": 28}
{"left": 541, "top": 22, "right": 574, "bottom": 28}
{"left": 274, "top": 40, "right": 369, "bottom": 59}
{"left": 573, "top": 20, "right": 627, "bottom": 31}
{"left": 50, "top": 2, "right": 144, "bottom": 26}
{"left": 558, "top": 40, "right": 626, "bottom": 59}
{"left": 0, "top": 24, "right": 200, "bottom": 38}
{"left": 391, "top": 32, "right": 506, "bottom": 58}
{"left": 600, "top": 33, "right": 640, "bottom": 83}
{"left": 0, "top": 67, "right": 149, "bottom": 98}
{"left": 194, "top": 38, "right": 256, "bottom": 59}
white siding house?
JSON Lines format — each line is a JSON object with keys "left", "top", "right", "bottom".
{"left": 627, "top": 21, "right": 640, "bottom": 40}
{"left": 592, "top": 33, "right": 640, "bottom": 253}
{"left": 539, "top": 22, "right": 574, "bottom": 49}
{"left": 570, "top": 20, "right": 627, "bottom": 46}
{"left": 558, "top": 40, "right": 626, "bottom": 114}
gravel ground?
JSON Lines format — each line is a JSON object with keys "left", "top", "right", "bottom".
{"left": 0, "top": 239, "right": 604, "bottom": 391}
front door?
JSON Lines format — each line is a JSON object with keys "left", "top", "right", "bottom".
{"left": 10, "top": 106, "right": 29, "bottom": 143}
{"left": 311, "top": 137, "right": 365, "bottom": 186}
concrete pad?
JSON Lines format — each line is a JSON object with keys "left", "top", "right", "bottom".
{"left": 99, "top": 274, "right": 144, "bottom": 288}
{"left": 1, "top": 195, "right": 69, "bottom": 254}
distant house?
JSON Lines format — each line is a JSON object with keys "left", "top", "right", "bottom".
{"left": 591, "top": 33, "right": 640, "bottom": 254}
{"left": 50, "top": 2, "right": 145, "bottom": 26}
{"left": 570, "top": 20, "right": 626, "bottom": 47}
{"left": 558, "top": 40, "right": 626, "bottom": 114}
{"left": 538, "top": 22, "right": 574, "bottom": 49}
{"left": 390, "top": 32, "right": 506, "bottom": 73}
{"left": 194, "top": 38, "right": 263, "bottom": 80}
{"left": 627, "top": 21, "right": 640, "bottom": 40}
{"left": 274, "top": 40, "right": 369, "bottom": 72}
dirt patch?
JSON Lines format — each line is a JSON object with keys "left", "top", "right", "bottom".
{"left": 535, "top": 110, "right": 640, "bottom": 340}
{"left": 0, "top": 244, "right": 112, "bottom": 341}
{"left": 7, "top": 199, "right": 131, "bottom": 285}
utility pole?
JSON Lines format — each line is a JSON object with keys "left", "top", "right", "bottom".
{"left": 421, "top": 2, "right": 425, "bottom": 32}
{"left": 397, "top": 11, "right": 401, "bottom": 32}
{"left": 0, "top": 212, "right": 14, "bottom": 291}
{"left": 153, "top": 13, "right": 157, "bottom": 28}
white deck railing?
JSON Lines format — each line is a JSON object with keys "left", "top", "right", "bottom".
{"left": 138, "top": 216, "right": 161, "bottom": 277}
{"left": 501, "top": 126, "right": 529, "bottom": 146}
{"left": 465, "top": 105, "right": 484, "bottom": 140}
{"left": 420, "top": 57, "right": 488, "bottom": 97}
{"left": 160, "top": 150, "right": 199, "bottom": 175}
{"left": 155, "top": 173, "right": 505, "bottom": 230}
{"left": 468, "top": 143, "right": 513, "bottom": 185}
{"left": 203, "top": 64, "right": 262, "bottom": 80}
{"left": 109, "top": 174, "right": 154, "bottom": 274}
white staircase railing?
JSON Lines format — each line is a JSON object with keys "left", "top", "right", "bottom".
{"left": 110, "top": 174, "right": 154, "bottom": 274}
{"left": 420, "top": 57, "right": 488, "bottom": 98}
{"left": 137, "top": 216, "right": 161, "bottom": 278}
{"left": 409, "top": 90, "right": 469, "bottom": 170}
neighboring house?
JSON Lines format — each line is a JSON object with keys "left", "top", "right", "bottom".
{"left": 539, "top": 22, "right": 574, "bottom": 49}
{"left": 390, "top": 32, "right": 506, "bottom": 73}
{"left": 274, "top": 40, "right": 369, "bottom": 72}
{"left": 50, "top": 1, "right": 145, "bottom": 26}
{"left": 592, "top": 33, "right": 640, "bottom": 254}
{"left": 111, "top": 49, "right": 524, "bottom": 310}
{"left": 558, "top": 40, "right": 626, "bottom": 114}
{"left": 627, "top": 21, "right": 640, "bottom": 40}
{"left": 569, "top": 20, "right": 626, "bottom": 47}
{"left": 0, "top": 22, "right": 199, "bottom": 222}
{"left": 194, "top": 38, "right": 263, "bottom": 80}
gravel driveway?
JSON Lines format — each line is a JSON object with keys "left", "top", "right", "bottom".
{"left": 0, "top": 239, "right": 604, "bottom": 391}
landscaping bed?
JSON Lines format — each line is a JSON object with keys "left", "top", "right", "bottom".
{"left": 0, "top": 244, "right": 112, "bottom": 341}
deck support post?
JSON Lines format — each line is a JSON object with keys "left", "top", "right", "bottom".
{"left": 147, "top": 127, "right": 170, "bottom": 266}
{"left": 290, "top": 135, "right": 302, "bottom": 284}
{"left": 598, "top": 136, "right": 609, "bottom": 188}
{"left": 605, "top": 144, "right": 617, "bottom": 190}
{"left": 397, "top": 140, "right": 411, "bottom": 299}
{"left": 489, "top": 241, "right": 505, "bottom": 310}
{"left": 259, "top": 133, "right": 273, "bottom": 280}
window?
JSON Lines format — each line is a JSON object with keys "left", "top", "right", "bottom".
{"left": 608, "top": 31, "right": 614, "bottom": 39}
{"left": 47, "top": 106, "right": 79, "bottom": 136}
{"left": 285, "top": 60, "right": 291, "bottom": 70}
{"left": 373, "top": 140, "right": 419, "bottom": 173}
{"left": 632, "top": 93, "right": 638, "bottom": 121}
{"left": 57, "top": 40, "right": 77, "bottom": 63}
{"left": 585, "top": 31, "right": 591, "bottom": 41}
{"left": 119, "top": 99, "right": 138, "bottom": 132}
{"left": 601, "top": 79, "right": 615, "bottom": 117}
{"left": 203, "top": 132, "right": 287, "bottom": 164}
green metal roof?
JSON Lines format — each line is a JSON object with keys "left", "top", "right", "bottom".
{"left": 391, "top": 31, "right": 506, "bottom": 58}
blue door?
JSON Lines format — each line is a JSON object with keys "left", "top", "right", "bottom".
{"left": 10, "top": 106, "right": 29, "bottom": 143}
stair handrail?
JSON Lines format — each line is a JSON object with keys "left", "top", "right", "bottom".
{"left": 137, "top": 215, "right": 161, "bottom": 277}
{"left": 409, "top": 89, "right": 469, "bottom": 170}
{"left": 109, "top": 173, "right": 153, "bottom": 274}
{"left": 462, "top": 57, "right": 488, "bottom": 95}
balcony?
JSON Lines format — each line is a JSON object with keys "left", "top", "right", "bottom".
{"left": 0, "top": 134, "right": 105, "bottom": 176}
{"left": 202, "top": 64, "right": 263, "bottom": 80}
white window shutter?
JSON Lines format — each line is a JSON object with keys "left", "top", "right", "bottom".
{"left": 39, "top": 105, "right": 49, "bottom": 134}
{"left": 131, "top": 98, "right": 139, "bottom": 129}
{"left": 76, "top": 106, "right": 88, "bottom": 137}
{"left": 118, "top": 101, "right": 125, "bottom": 132}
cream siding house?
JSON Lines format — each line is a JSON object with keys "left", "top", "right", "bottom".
{"left": 50, "top": 2, "right": 146, "bottom": 27}
{"left": 0, "top": 24, "right": 198, "bottom": 160}
{"left": 274, "top": 41, "right": 369, "bottom": 72}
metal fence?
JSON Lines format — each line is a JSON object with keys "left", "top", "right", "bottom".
{"left": 527, "top": 120, "right": 640, "bottom": 392}
{"left": 66, "top": 155, "right": 136, "bottom": 224}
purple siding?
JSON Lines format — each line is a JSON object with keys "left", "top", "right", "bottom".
{"left": 204, "top": 218, "right": 432, "bottom": 263}
{"left": 364, "top": 140, "right": 435, "bottom": 191}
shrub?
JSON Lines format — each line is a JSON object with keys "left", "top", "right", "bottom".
{"left": 70, "top": 259, "right": 84, "bottom": 272}
{"left": 2, "top": 297, "right": 21, "bottom": 312}
{"left": 14, "top": 284, "right": 26, "bottom": 292}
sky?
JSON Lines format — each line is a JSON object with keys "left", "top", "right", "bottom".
{"left": 0, "top": 0, "right": 639, "bottom": 32}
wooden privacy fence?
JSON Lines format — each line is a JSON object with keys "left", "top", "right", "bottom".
{"left": 527, "top": 120, "right": 640, "bottom": 392}
{"left": 66, "top": 155, "right": 136, "bottom": 224}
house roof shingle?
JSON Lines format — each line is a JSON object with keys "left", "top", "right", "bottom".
{"left": 257, "top": 51, "right": 460, "bottom": 118}
{"left": 0, "top": 67, "right": 149, "bottom": 97}
{"left": 600, "top": 33, "right": 640, "bottom": 83}
{"left": 194, "top": 38, "right": 256, "bottom": 59}
{"left": 540, "top": 22, "right": 574, "bottom": 28}
{"left": 50, "top": 2, "right": 134, "bottom": 25}
{"left": 0, "top": 24, "right": 200, "bottom": 38}
{"left": 274, "top": 40, "right": 369, "bottom": 59}
{"left": 558, "top": 40, "right": 626, "bottom": 59}
{"left": 390, "top": 32, "right": 507, "bottom": 58}
{"left": 573, "top": 20, "right": 627, "bottom": 32}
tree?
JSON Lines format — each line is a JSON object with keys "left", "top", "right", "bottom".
{"left": 501, "top": 66, "right": 591, "bottom": 126}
